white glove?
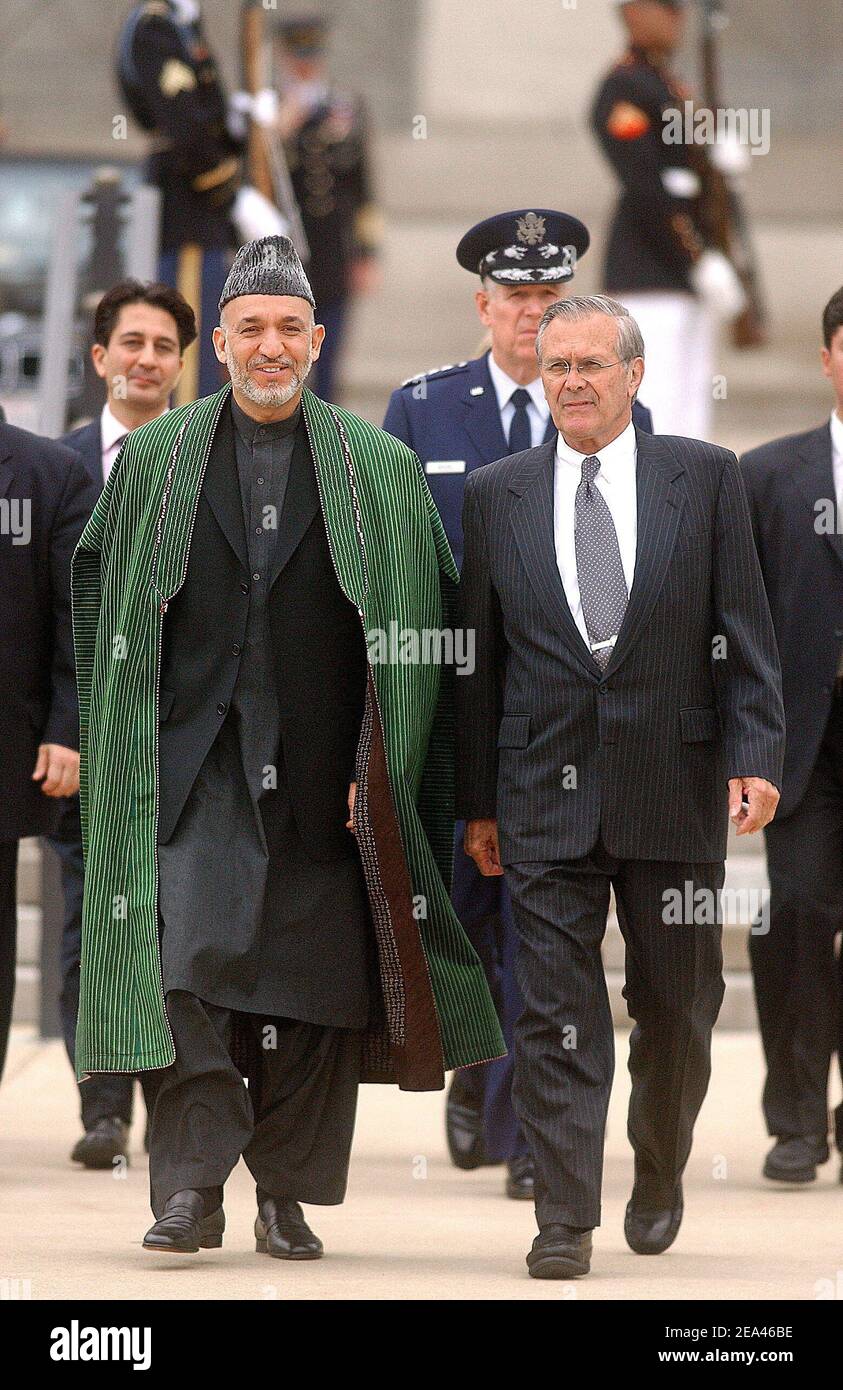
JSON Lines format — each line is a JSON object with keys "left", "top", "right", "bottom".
{"left": 232, "top": 185, "right": 290, "bottom": 242}
{"left": 250, "top": 88, "right": 280, "bottom": 130}
{"left": 710, "top": 132, "right": 751, "bottom": 178}
{"left": 690, "top": 249, "right": 747, "bottom": 320}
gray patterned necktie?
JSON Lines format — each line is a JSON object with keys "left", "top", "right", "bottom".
{"left": 574, "top": 454, "right": 628, "bottom": 670}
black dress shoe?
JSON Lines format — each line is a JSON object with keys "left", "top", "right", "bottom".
{"left": 70, "top": 1117, "right": 130, "bottom": 1170}
{"left": 763, "top": 1135, "right": 829, "bottom": 1184}
{"left": 255, "top": 1198, "right": 323, "bottom": 1260}
{"left": 143, "top": 1190, "right": 205, "bottom": 1253}
{"left": 625, "top": 1181, "right": 683, "bottom": 1255}
{"left": 198, "top": 1206, "right": 225, "bottom": 1249}
{"left": 527, "top": 1225, "right": 592, "bottom": 1279}
{"left": 445, "top": 1073, "right": 488, "bottom": 1170}
{"left": 505, "top": 1155, "right": 535, "bottom": 1200}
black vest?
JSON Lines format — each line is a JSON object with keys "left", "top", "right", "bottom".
{"left": 158, "top": 404, "right": 367, "bottom": 857}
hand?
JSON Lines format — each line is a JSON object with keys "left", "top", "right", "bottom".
{"left": 32, "top": 743, "right": 79, "bottom": 798}
{"left": 346, "top": 781, "right": 357, "bottom": 832}
{"left": 464, "top": 818, "right": 504, "bottom": 876}
{"left": 728, "top": 776, "right": 779, "bottom": 835}
{"left": 689, "top": 249, "right": 747, "bottom": 320}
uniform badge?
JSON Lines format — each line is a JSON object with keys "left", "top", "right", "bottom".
{"left": 159, "top": 58, "right": 197, "bottom": 98}
{"left": 516, "top": 212, "right": 547, "bottom": 246}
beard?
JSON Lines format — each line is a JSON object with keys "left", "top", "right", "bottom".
{"left": 224, "top": 337, "right": 313, "bottom": 408}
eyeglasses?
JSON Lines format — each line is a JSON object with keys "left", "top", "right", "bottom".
{"left": 542, "top": 358, "right": 630, "bottom": 381}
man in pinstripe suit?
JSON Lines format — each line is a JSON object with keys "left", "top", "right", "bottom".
{"left": 456, "top": 295, "right": 784, "bottom": 1279}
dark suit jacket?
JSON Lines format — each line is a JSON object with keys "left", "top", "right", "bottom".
{"left": 157, "top": 404, "right": 367, "bottom": 854}
{"left": 0, "top": 422, "right": 99, "bottom": 840}
{"left": 455, "top": 427, "right": 785, "bottom": 864}
{"left": 740, "top": 421, "right": 843, "bottom": 819}
{"left": 383, "top": 350, "right": 654, "bottom": 570}
{"left": 62, "top": 418, "right": 104, "bottom": 492}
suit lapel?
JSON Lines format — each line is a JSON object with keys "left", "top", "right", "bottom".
{"left": 201, "top": 399, "right": 249, "bottom": 573}
{"left": 605, "top": 429, "right": 684, "bottom": 675}
{"left": 509, "top": 441, "right": 601, "bottom": 677}
{"left": 792, "top": 424, "right": 843, "bottom": 572}
{"left": 462, "top": 353, "right": 510, "bottom": 465}
{"left": 268, "top": 423, "right": 319, "bottom": 589}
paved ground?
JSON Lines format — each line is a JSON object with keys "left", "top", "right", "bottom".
{"left": 2, "top": 1026, "right": 841, "bottom": 1301}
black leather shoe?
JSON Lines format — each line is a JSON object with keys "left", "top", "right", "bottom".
{"left": 255, "top": 1198, "right": 323, "bottom": 1260}
{"left": 625, "top": 1181, "right": 683, "bottom": 1255}
{"left": 198, "top": 1206, "right": 225, "bottom": 1249}
{"left": 143, "top": 1190, "right": 205, "bottom": 1253}
{"left": 70, "top": 1117, "right": 130, "bottom": 1170}
{"left": 445, "top": 1073, "right": 488, "bottom": 1170}
{"left": 505, "top": 1155, "right": 535, "bottom": 1200}
{"left": 527, "top": 1225, "right": 592, "bottom": 1279}
{"left": 763, "top": 1135, "right": 829, "bottom": 1183}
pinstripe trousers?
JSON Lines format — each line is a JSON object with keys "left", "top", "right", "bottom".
{"left": 507, "top": 840, "right": 725, "bottom": 1230}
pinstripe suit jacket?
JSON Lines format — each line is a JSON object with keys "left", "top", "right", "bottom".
{"left": 455, "top": 427, "right": 785, "bottom": 863}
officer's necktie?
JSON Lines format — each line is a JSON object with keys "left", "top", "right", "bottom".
{"left": 507, "top": 388, "right": 532, "bottom": 453}
{"left": 574, "top": 454, "right": 628, "bottom": 671}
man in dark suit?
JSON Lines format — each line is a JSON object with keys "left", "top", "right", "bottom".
{"left": 384, "top": 211, "right": 653, "bottom": 1200}
{"left": 56, "top": 280, "right": 195, "bottom": 1169}
{"left": 740, "top": 286, "right": 843, "bottom": 1184}
{"left": 0, "top": 422, "right": 97, "bottom": 1081}
{"left": 456, "top": 294, "right": 784, "bottom": 1279}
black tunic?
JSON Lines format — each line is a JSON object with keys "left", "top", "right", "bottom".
{"left": 157, "top": 399, "right": 372, "bottom": 1027}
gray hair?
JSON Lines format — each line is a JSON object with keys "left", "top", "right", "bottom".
{"left": 535, "top": 294, "right": 645, "bottom": 364}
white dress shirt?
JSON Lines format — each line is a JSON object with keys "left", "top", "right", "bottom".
{"left": 553, "top": 418, "right": 638, "bottom": 649}
{"left": 100, "top": 403, "right": 131, "bottom": 485}
{"left": 487, "top": 353, "right": 550, "bottom": 451}
{"left": 831, "top": 409, "right": 843, "bottom": 515}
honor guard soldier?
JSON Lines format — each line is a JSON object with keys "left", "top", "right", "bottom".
{"left": 270, "top": 14, "right": 382, "bottom": 402}
{"left": 591, "top": 0, "right": 746, "bottom": 437}
{"left": 383, "top": 210, "right": 653, "bottom": 1200}
{"left": 118, "top": 0, "right": 243, "bottom": 399}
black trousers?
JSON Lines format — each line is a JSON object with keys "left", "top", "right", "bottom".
{"left": 752, "top": 695, "right": 843, "bottom": 1147}
{"left": 507, "top": 840, "right": 725, "bottom": 1230}
{"left": 0, "top": 840, "right": 18, "bottom": 1084}
{"left": 48, "top": 797, "right": 160, "bottom": 1129}
{"left": 149, "top": 990, "right": 363, "bottom": 1218}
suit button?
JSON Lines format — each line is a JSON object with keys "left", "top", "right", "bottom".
{"left": 836, "top": 629, "right": 843, "bottom": 639}
{"left": 217, "top": 701, "right": 227, "bottom": 715}
{"left": 240, "top": 581, "right": 249, "bottom": 594}
{"left": 823, "top": 685, "right": 832, "bottom": 696}
{"left": 232, "top": 644, "right": 241, "bottom": 656}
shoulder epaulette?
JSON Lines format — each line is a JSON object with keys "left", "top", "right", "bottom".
{"left": 400, "top": 360, "right": 469, "bottom": 388}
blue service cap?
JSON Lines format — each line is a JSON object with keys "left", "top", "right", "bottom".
{"left": 456, "top": 209, "right": 590, "bottom": 287}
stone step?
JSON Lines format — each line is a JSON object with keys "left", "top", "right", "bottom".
{"left": 11, "top": 965, "right": 39, "bottom": 1026}
{"left": 17, "top": 838, "right": 41, "bottom": 904}
{"left": 16, "top": 905, "right": 41, "bottom": 968}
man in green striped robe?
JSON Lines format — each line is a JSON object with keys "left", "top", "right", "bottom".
{"left": 72, "top": 236, "right": 503, "bottom": 1259}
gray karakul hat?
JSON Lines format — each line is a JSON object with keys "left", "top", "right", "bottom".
{"left": 219, "top": 236, "right": 315, "bottom": 312}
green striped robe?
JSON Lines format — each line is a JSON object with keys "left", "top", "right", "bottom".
{"left": 71, "top": 384, "right": 504, "bottom": 1088}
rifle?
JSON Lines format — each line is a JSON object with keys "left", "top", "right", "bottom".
{"left": 698, "top": 0, "right": 767, "bottom": 347}
{"left": 239, "top": 0, "right": 310, "bottom": 262}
